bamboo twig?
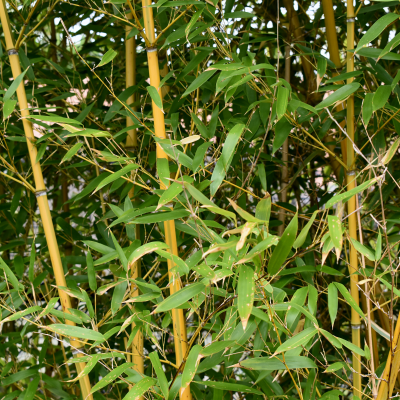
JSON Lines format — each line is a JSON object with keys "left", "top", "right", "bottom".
{"left": 0, "top": 1, "right": 93, "bottom": 398}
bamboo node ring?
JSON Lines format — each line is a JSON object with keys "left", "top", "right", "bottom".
{"left": 35, "top": 190, "right": 47, "bottom": 198}
{"left": 7, "top": 49, "right": 18, "bottom": 55}
{"left": 347, "top": 17, "right": 355, "bottom": 22}
{"left": 347, "top": 170, "right": 356, "bottom": 176}
{"left": 146, "top": 47, "right": 157, "bottom": 53}
{"left": 351, "top": 324, "right": 361, "bottom": 330}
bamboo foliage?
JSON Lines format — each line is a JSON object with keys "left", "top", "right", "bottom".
{"left": 2, "top": 0, "right": 400, "bottom": 399}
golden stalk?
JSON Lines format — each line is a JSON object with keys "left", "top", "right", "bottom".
{"left": 140, "top": 1, "right": 192, "bottom": 398}
{"left": 0, "top": 2, "right": 93, "bottom": 397}
{"left": 345, "top": 0, "right": 362, "bottom": 396}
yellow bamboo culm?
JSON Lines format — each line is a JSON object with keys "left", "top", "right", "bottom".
{"left": 141, "top": 1, "right": 192, "bottom": 399}
{"left": 0, "top": 1, "right": 93, "bottom": 398}
{"left": 125, "top": 12, "right": 144, "bottom": 388}
{"left": 346, "top": 0, "right": 362, "bottom": 397}
{"left": 377, "top": 317, "right": 400, "bottom": 399}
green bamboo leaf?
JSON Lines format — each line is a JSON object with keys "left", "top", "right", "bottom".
{"left": 315, "top": 83, "right": 360, "bottom": 110}
{"left": 237, "top": 265, "right": 255, "bottom": 329}
{"left": 317, "top": 57, "right": 327, "bottom": 82}
{"left": 182, "top": 344, "right": 203, "bottom": 390}
{"left": 236, "top": 235, "right": 279, "bottom": 264}
{"left": 122, "top": 377, "right": 157, "bottom": 400}
{"left": 225, "top": 11, "right": 255, "bottom": 19}
{"left": 182, "top": 70, "right": 216, "bottom": 97}
{"left": 193, "top": 142, "right": 211, "bottom": 171}
{"left": 191, "top": 112, "right": 210, "bottom": 139}
{"left": 275, "top": 327, "right": 317, "bottom": 353}
{"left": 338, "top": 337, "right": 365, "bottom": 356}
{"left": 3, "top": 306, "right": 42, "bottom": 323}
{"left": 210, "top": 124, "right": 245, "bottom": 196}
{"left": 67, "top": 353, "right": 120, "bottom": 382}
{"left": 128, "top": 241, "right": 169, "bottom": 267}
{"left": 83, "top": 241, "right": 115, "bottom": 254}
{"left": 238, "top": 355, "right": 317, "bottom": 370}
{"left": 4, "top": 68, "right": 29, "bottom": 102}
{"left": 325, "top": 70, "right": 363, "bottom": 84}
{"left": 111, "top": 278, "right": 127, "bottom": 315}
{"left": 50, "top": 324, "right": 105, "bottom": 341}
{"left": 319, "top": 329, "right": 342, "bottom": 348}
{"left": 334, "top": 282, "right": 365, "bottom": 319}
{"left": 63, "top": 128, "right": 112, "bottom": 138}
{"left": 147, "top": 86, "right": 163, "bottom": 111}
{"left": 257, "top": 164, "right": 267, "bottom": 191}
{"left": 95, "top": 163, "right": 139, "bottom": 192}
{"left": 0, "top": 257, "right": 21, "bottom": 290}
{"left": 286, "top": 287, "right": 308, "bottom": 331}
{"left": 268, "top": 213, "right": 298, "bottom": 275}
{"left": 293, "top": 211, "right": 318, "bottom": 249}
{"left": 90, "top": 363, "right": 135, "bottom": 393}
{"left": 130, "top": 209, "right": 190, "bottom": 224}
{"left": 27, "top": 114, "right": 82, "bottom": 125}
{"left": 98, "top": 49, "right": 118, "bottom": 67}
{"left": 328, "top": 283, "right": 338, "bottom": 328}
{"left": 255, "top": 195, "right": 271, "bottom": 222}
{"left": 201, "top": 340, "right": 236, "bottom": 356}
{"left": 355, "top": 13, "right": 399, "bottom": 52}
{"left": 61, "top": 142, "right": 83, "bottom": 164}
{"left": 379, "top": 32, "right": 400, "bottom": 59}
{"left": 381, "top": 137, "right": 400, "bottom": 165}
{"left": 325, "top": 177, "right": 379, "bottom": 209}
{"left": 29, "top": 241, "right": 35, "bottom": 282}
{"left": 86, "top": 250, "right": 97, "bottom": 291}
{"left": 153, "top": 282, "right": 205, "bottom": 313}
{"left": 328, "top": 215, "right": 342, "bottom": 253}
{"left": 110, "top": 231, "right": 128, "bottom": 271}
{"left": 325, "top": 362, "right": 349, "bottom": 373}
{"left": 24, "top": 376, "right": 40, "bottom": 400}
{"left": 349, "top": 238, "right": 375, "bottom": 261}
{"left": 195, "top": 381, "right": 262, "bottom": 395}
{"left": 149, "top": 351, "right": 169, "bottom": 399}
{"left": 157, "top": 182, "right": 184, "bottom": 210}
{"left": 155, "top": 249, "right": 189, "bottom": 275}
{"left": 272, "top": 117, "right": 292, "bottom": 154}
{"left": 373, "top": 85, "right": 392, "bottom": 111}
{"left": 362, "top": 93, "right": 374, "bottom": 128}
{"left": 277, "top": 86, "right": 289, "bottom": 120}
{"left": 3, "top": 99, "right": 17, "bottom": 120}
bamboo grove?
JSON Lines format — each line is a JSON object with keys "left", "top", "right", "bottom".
{"left": 1, "top": 0, "right": 400, "bottom": 398}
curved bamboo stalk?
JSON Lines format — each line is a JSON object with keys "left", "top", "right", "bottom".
{"left": 0, "top": 3, "right": 93, "bottom": 398}
{"left": 140, "top": 2, "right": 192, "bottom": 399}
{"left": 125, "top": 11, "right": 144, "bottom": 386}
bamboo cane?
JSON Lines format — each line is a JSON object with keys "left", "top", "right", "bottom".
{"left": 376, "top": 315, "right": 400, "bottom": 400}
{"left": 282, "top": 0, "right": 316, "bottom": 98}
{"left": 0, "top": 3, "right": 93, "bottom": 398}
{"left": 125, "top": 12, "right": 144, "bottom": 385}
{"left": 346, "top": 0, "right": 362, "bottom": 396}
{"left": 321, "top": 0, "right": 347, "bottom": 167}
{"left": 140, "top": 1, "right": 192, "bottom": 399}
